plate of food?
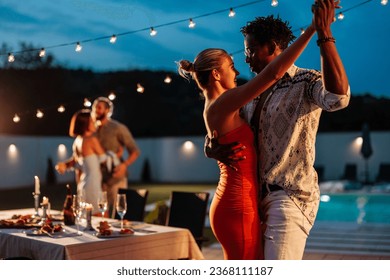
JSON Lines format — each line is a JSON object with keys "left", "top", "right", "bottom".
{"left": 0, "top": 215, "right": 39, "bottom": 228}
{"left": 111, "top": 220, "right": 144, "bottom": 229}
{"left": 25, "top": 224, "right": 66, "bottom": 237}
{"left": 95, "top": 221, "right": 134, "bottom": 238}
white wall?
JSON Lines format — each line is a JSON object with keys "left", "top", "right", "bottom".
{"left": 0, "top": 132, "right": 388, "bottom": 189}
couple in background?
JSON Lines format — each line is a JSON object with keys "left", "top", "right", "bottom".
{"left": 56, "top": 97, "right": 140, "bottom": 217}
{"left": 179, "top": 0, "right": 350, "bottom": 259}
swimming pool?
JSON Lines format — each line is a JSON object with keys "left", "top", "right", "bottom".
{"left": 317, "top": 193, "right": 390, "bottom": 224}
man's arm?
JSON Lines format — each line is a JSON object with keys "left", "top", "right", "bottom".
{"left": 113, "top": 125, "right": 140, "bottom": 178}
{"left": 314, "top": 0, "right": 349, "bottom": 95}
{"left": 204, "top": 130, "right": 246, "bottom": 171}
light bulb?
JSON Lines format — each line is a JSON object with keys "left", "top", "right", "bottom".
{"left": 381, "top": 0, "right": 388, "bottom": 5}
{"left": 137, "top": 83, "right": 145, "bottom": 93}
{"left": 108, "top": 92, "right": 116, "bottom": 100}
{"left": 39, "top": 48, "right": 46, "bottom": 57}
{"left": 36, "top": 110, "right": 44, "bottom": 118}
{"left": 84, "top": 98, "right": 91, "bottom": 107}
{"left": 164, "top": 75, "right": 172, "bottom": 84}
{"left": 228, "top": 8, "right": 235, "bottom": 17}
{"left": 110, "top": 35, "right": 117, "bottom": 43}
{"left": 150, "top": 27, "right": 157, "bottom": 36}
{"left": 13, "top": 114, "right": 20, "bottom": 123}
{"left": 271, "top": 0, "right": 278, "bottom": 7}
{"left": 75, "top": 42, "right": 82, "bottom": 52}
{"left": 57, "top": 105, "right": 65, "bottom": 113}
{"left": 8, "top": 53, "right": 15, "bottom": 63}
{"left": 188, "top": 19, "right": 196, "bottom": 28}
{"left": 338, "top": 12, "right": 345, "bottom": 20}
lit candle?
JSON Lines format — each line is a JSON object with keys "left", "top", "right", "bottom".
{"left": 34, "top": 176, "right": 40, "bottom": 195}
{"left": 42, "top": 196, "right": 49, "bottom": 205}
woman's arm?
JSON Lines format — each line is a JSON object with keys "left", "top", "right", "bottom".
{"left": 216, "top": 24, "right": 316, "bottom": 115}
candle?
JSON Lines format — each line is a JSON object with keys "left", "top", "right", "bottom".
{"left": 34, "top": 176, "right": 40, "bottom": 195}
{"left": 42, "top": 196, "right": 49, "bottom": 205}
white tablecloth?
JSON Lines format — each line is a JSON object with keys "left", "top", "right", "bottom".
{"left": 0, "top": 208, "right": 204, "bottom": 260}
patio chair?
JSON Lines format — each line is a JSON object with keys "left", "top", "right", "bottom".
{"left": 376, "top": 163, "right": 390, "bottom": 183}
{"left": 341, "top": 163, "right": 357, "bottom": 181}
{"left": 114, "top": 188, "right": 149, "bottom": 222}
{"left": 166, "top": 191, "right": 210, "bottom": 250}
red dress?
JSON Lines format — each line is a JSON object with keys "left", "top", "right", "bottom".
{"left": 209, "top": 123, "right": 263, "bottom": 260}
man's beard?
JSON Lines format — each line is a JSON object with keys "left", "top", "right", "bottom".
{"left": 95, "top": 113, "right": 106, "bottom": 121}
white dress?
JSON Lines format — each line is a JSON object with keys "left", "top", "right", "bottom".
{"left": 77, "top": 154, "right": 106, "bottom": 212}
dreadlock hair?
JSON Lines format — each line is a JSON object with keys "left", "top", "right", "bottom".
{"left": 240, "top": 15, "right": 296, "bottom": 54}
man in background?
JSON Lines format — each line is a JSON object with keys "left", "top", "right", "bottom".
{"left": 92, "top": 97, "right": 140, "bottom": 218}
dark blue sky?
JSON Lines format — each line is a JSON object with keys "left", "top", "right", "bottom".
{"left": 1, "top": 0, "right": 389, "bottom": 97}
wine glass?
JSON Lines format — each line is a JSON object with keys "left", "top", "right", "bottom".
{"left": 98, "top": 191, "right": 108, "bottom": 220}
{"left": 116, "top": 194, "right": 127, "bottom": 230}
{"left": 72, "top": 195, "right": 83, "bottom": 236}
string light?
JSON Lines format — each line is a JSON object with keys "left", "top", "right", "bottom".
{"left": 8, "top": 53, "right": 15, "bottom": 63}
{"left": 188, "top": 18, "right": 196, "bottom": 28}
{"left": 164, "top": 75, "right": 172, "bottom": 84}
{"left": 108, "top": 92, "right": 116, "bottom": 100}
{"left": 39, "top": 48, "right": 46, "bottom": 57}
{"left": 1, "top": 0, "right": 383, "bottom": 63}
{"left": 13, "top": 114, "right": 20, "bottom": 123}
{"left": 137, "top": 83, "right": 145, "bottom": 93}
{"left": 228, "top": 8, "right": 236, "bottom": 17}
{"left": 36, "top": 110, "right": 44, "bottom": 118}
{"left": 4, "top": 0, "right": 386, "bottom": 125}
{"left": 300, "top": 28, "right": 305, "bottom": 35}
{"left": 83, "top": 98, "right": 91, "bottom": 107}
{"left": 150, "top": 27, "right": 157, "bottom": 36}
{"left": 109, "top": 35, "right": 117, "bottom": 44}
{"left": 75, "top": 42, "right": 82, "bottom": 52}
{"left": 57, "top": 105, "right": 65, "bottom": 113}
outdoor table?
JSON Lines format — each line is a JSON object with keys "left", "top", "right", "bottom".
{"left": 0, "top": 208, "right": 204, "bottom": 260}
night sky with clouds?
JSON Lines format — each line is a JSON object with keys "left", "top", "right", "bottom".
{"left": 1, "top": 0, "right": 389, "bottom": 97}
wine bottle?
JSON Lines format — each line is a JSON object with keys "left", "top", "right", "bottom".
{"left": 63, "top": 184, "right": 75, "bottom": 225}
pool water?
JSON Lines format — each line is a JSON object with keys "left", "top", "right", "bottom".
{"left": 317, "top": 193, "right": 390, "bottom": 224}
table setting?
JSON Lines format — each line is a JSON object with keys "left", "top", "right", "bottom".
{"left": 0, "top": 178, "right": 204, "bottom": 260}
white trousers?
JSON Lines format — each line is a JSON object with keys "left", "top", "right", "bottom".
{"left": 261, "top": 190, "right": 313, "bottom": 260}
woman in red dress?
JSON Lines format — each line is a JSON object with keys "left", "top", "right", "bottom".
{"left": 177, "top": 23, "right": 315, "bottom": 259}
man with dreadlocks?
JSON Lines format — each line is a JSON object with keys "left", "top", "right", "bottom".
{"left": 205, "top": 0, "right": 350, "bottom": 259}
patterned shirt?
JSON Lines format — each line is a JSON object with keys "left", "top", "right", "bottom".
{"left": 242, "top": 65, "right": 350, "bottom": 225}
